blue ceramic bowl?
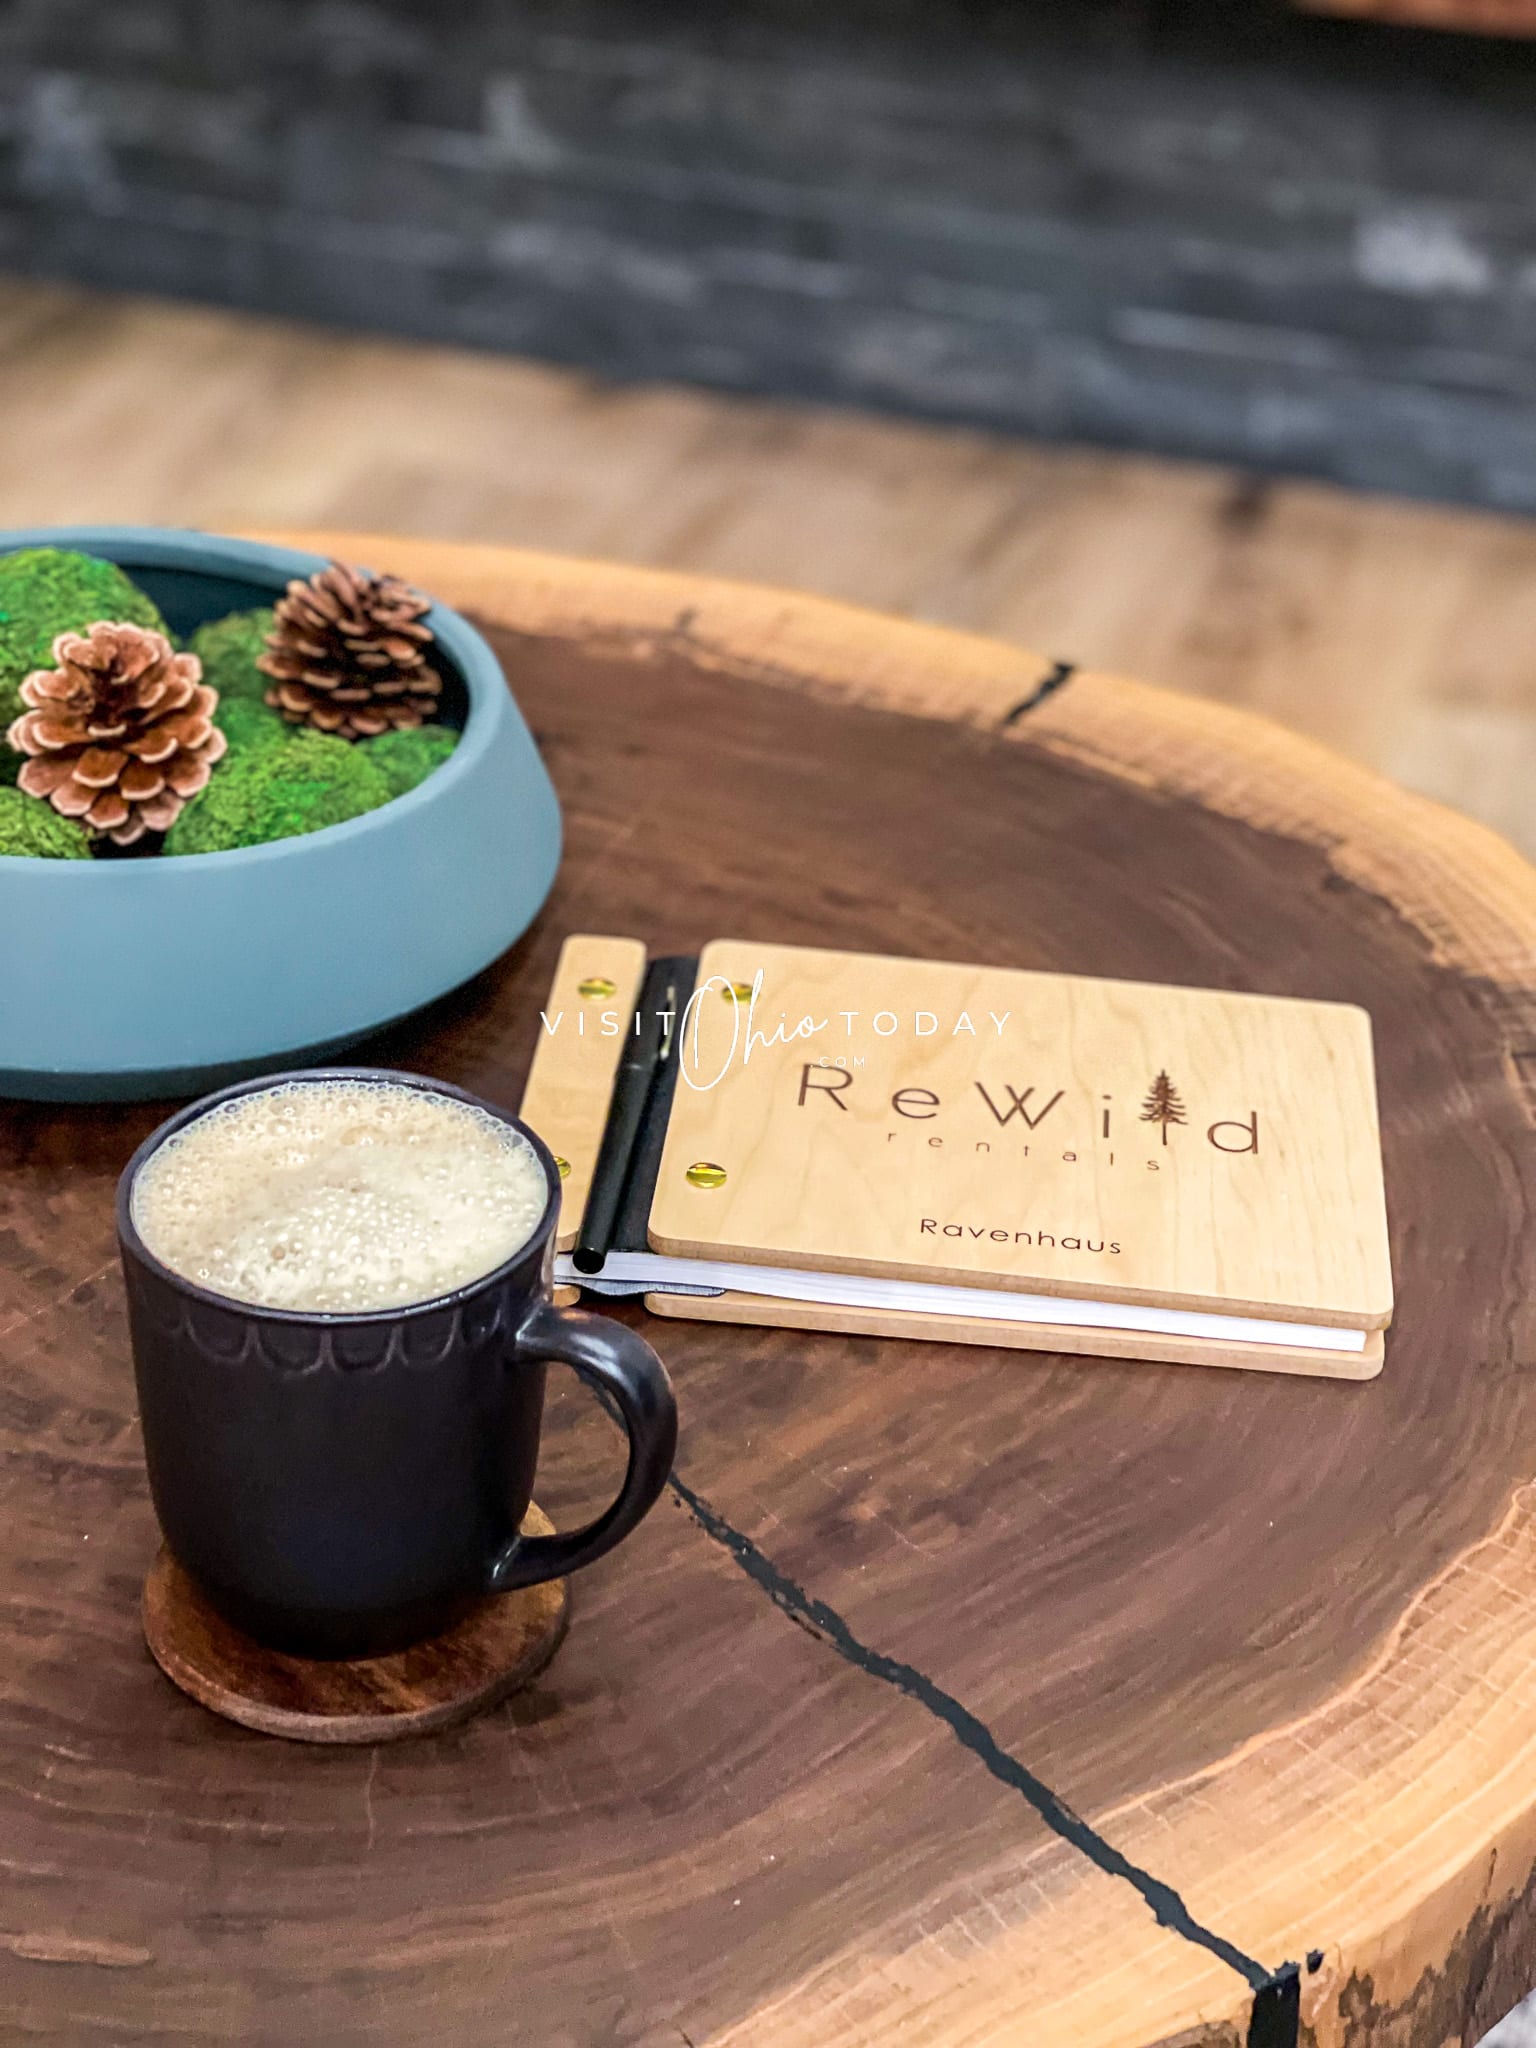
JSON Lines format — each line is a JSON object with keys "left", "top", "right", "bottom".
{"left": 0, "top": 527, "right": 561, "bottom": 1101}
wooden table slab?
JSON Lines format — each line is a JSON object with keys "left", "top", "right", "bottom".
{"left": 2, "top": 533, "right": 1534, "bottom": 2048}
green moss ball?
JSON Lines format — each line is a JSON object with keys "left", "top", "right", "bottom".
{"left": 163, "top": 726, "right": 394, "bottom": 856}
{"left": 0, "top": 787, "right": 91, "bottom": 858}
{"left": 0, "top": 549, "right": 167, "bottom": 786}
{"left": 215, "top": 694, "right": 289, "bottom": 753}
{"left": 360, "top": 723, "right": 459, "bottom": 799}
{"left": 189, "top": 607, "right": 276, "bottom": 706}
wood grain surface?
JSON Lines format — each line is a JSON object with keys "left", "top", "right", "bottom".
{"left": 141, "top": 1507, "right": 569, "bottom": 1746}
{"left": 0, "top": 534, "right": 1532, "bottom": 2048}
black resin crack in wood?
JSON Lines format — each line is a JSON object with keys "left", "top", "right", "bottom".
{"left": 1000, "top": 660, "right": 1078, "bottom": 729}
{"left": 1246, "top": 1967, "right": 1301, "bottom": 2048}
{"left": 669, "top": 1471, "right": 1280, "bottom": 1996}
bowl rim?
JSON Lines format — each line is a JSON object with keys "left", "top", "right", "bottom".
{"left": 0, "top": 525, "right": 501, "bottom": 872}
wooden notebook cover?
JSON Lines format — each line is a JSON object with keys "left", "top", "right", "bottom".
{"left": 648, "top": 1291, "right": 1387, "bottom": 1381}
{"left": 519, "top": 933, "right": 648, "bottom": 1253}
{"left": 649, "top": 941, "right": 1393, "bottom": 1331}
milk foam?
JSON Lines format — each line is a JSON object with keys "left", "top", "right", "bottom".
{"left": 132, "top": 1079, "right": 548, "bottom": 1313}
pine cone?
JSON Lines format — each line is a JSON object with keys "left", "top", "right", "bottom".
{"left": 7, "top": 623, "right": 226, "bottom": 848}
{"left": 257, "top": 561, "right": 439, "bottom": 740}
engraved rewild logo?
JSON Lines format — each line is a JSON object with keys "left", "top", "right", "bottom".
{"left": 796, "top": 1062, "right": 1260, "bottom": 1158}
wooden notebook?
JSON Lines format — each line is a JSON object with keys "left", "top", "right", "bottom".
{"left": 519, "top": 935, "right": 1393, "bottom": 1378}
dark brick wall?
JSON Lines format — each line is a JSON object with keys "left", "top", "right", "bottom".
{"left": 2, "top": 0, "right": 1536, "bottom": 508}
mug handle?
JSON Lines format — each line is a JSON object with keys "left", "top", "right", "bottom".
{"left": 485, "top": 1302, "right": 678, "bottom": 1593}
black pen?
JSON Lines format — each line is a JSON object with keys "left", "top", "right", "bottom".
{"left": 571, "top": 958, "right": 681, "bottom": 1274}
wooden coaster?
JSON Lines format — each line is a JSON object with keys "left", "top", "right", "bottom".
{"left": 142, "top": 1504, "right": 569, "bottom": 1744}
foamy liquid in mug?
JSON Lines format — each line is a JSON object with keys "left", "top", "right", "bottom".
{"left": 131, "top": 1080, "right": 548, "bottom": 1313}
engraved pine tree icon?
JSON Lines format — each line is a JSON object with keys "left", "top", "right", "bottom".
{"left": 1140, "top": 1070, "right": 1187, "bottom": 1145}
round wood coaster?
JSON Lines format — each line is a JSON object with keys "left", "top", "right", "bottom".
{"left": 142, "top": 1505, "right": 569, "bottom": 1744}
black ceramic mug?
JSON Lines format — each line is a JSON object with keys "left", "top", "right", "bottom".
{"left": 117, "top": 1068, "right": 678, "bottom": 1659}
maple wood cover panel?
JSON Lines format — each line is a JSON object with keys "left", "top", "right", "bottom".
{"left": 648, "top": 940, "right": 1392, "bottom": 1327}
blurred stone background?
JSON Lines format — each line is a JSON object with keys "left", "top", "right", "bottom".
{"left": 3, "top": 0, "right": 1536, "bottom": 510}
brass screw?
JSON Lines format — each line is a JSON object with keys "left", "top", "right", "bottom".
{"left": 577, "top": 976, "right": 617, "bottom": 1000}
{"left": 554, "top": 1156, "right": 571, "bottom": 1179}
{"left": 686, "top": 1161, "right": 727, "bottom": 1189}
{"left": 721, "top": 981, "right": 753, "bottom": 1004}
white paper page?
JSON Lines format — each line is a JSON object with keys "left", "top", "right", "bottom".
{"left": 555, "top": 1252, "right": 1368, "bottom": 1353}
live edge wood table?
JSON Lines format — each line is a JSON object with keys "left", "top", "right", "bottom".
{"left": 3, "top": 536, "right": 1534, "bottom": 2048}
